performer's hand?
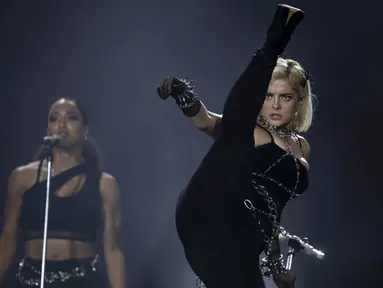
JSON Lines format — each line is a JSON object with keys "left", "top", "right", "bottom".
{"left": 157, "top": 76, "right": 187, "bottom": 100}
{"left": 273, "top": 271, "right": 296, "bottom": 288}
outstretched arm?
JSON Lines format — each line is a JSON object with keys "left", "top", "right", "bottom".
{"left": 157, "top": 76, "right": 222, "bottom": 139}
{"left": 190, "top": 102, "right": 222, "bottom": 139}
{"left": 101, "top": 173, "right": 127, "bottom": 288}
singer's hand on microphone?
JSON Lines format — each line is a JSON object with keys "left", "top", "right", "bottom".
{"left": 273, "top": 271, "right": 296, "bottom": 288}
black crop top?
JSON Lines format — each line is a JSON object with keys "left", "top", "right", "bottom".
{"left": 19, "top": 161, "right": 103, "bottom": 243}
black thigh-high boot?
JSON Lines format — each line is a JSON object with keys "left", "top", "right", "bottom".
{"left": 175, "top": 5, "right": 305, "bottom": 288}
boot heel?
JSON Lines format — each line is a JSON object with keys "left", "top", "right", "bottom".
{"left": 254, "top": 4, "right": 305, "bottom": 59}
{"left": 278, "top": 4, "right": 305, "bottom": 27}
{"left": 278, "top": 4, "right": 305, "bottom": 26}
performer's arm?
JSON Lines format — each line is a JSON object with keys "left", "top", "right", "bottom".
{"left": 190, "top": 102, "right": 222, "bottom": 139}
{"left": 269, "top": 236, "right": 297, "bottom": 288}
{"left": 0, "top": 168, "right": 25, "bottom": 286}
{"left": 157, "top": 76, "right": 222, "bottom": 139}
{"left": 267, "top": 236, "right": 282, "bottom": 259}
{"left": 101, "top": 174, "right": 127, "bottom": 288}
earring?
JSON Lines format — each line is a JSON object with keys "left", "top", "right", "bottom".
{"left": 294, "top": 111, "right": 300, "bottom": 124}
{"left": 293, "top": 111, "right": 299, "bottom": 125}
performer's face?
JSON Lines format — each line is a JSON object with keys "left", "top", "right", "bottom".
{"left": 261, "top": 78, "right": 300, "bottom": 127}
{"left": 47, "top": 99, "right": 88, "bottom": 148}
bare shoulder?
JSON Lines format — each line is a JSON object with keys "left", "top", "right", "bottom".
{"left": 297, "top": 135, "right": 311, "bottom": 159}
{"left": 100, "top": 172, "right": 120, "bottom": 200}
{"left": 8, "top": 161, "right": 40, "bottom": 194}
{"left": 253, "top": 125, "right": 274, "bottom": 146}
{"left": 100, "top": 172, "right": 119, "bottom": 188}
{"left": 9, "top": 162, "right": 39, "bottom": 188}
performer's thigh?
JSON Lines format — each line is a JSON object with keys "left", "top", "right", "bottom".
{"left": 184, "top": 232, "right": 265, "bottom": 288}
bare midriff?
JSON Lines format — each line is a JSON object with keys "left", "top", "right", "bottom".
{"left": 24, "top": 239, "right": 95, "bottom": 260}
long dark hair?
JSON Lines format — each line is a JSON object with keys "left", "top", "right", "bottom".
{"left": 33, "top": 98, "right": 103, "bottom": 170}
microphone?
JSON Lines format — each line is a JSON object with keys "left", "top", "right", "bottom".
{"left": 43, "top": 134, "right": 62, "bottom": 146}
{"left": 278, "top": 227, "right": 325, "bottom": 260}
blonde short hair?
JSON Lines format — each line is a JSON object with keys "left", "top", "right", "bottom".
{"left": 270, "top": 57, "right": 314, "bottom": 132}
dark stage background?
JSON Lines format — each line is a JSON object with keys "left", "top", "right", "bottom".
{"left": 0, "top": 0, "right": 381, "bottom": 287}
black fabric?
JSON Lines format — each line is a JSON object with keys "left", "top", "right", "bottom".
{"left": 20, "top": 163, "right": 102, "bottom": 243}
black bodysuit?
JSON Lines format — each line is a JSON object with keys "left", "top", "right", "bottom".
{"left": 175, "top": 50, "right": 309, "bottom": 287}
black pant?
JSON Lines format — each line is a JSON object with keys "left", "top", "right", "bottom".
{"left": 175, "top": 51, "right": 278, "bottom": 288}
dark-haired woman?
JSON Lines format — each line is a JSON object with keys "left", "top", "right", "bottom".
{"left": 0, "top": 98, "right": 126, "bottom": 288}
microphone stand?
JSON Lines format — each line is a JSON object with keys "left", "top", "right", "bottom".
{"left": 39, "top": 140, "right": 55, "bottom": 288}
{"left": 278, "top": 226, "right": 325, "bottom": 271}
{"left": 285, "top": 236, "right": 308, "bottom": 270}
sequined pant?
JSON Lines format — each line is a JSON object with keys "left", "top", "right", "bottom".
{"left": 175, "top": 50, "right": 280, "bottom": 287}
{"left": 14, "top": 256, "right": 101, "bottom": 288}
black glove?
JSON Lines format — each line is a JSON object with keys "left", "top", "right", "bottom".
{"left": 157, "top": 76, "right": 189, "bottom": 100}
{"left": 156, "top": 76, "right": 201, "bottom": 117}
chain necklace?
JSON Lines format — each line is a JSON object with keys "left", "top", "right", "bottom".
{"left": 258, "top": 116, "right": 300, "bottom": 154}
